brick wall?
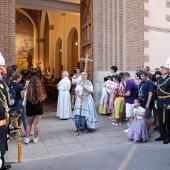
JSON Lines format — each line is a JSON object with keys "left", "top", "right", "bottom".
{"left": 93, "top": 0, "right": 143, "bottom": 72}
{"left": 93, "top": 0, "right": 143, "bottom": 106}
{"left": 0, "top": 0, "right": 15, "bottom": 66}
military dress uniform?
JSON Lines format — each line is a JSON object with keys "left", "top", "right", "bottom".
{"left": 0, "top": 79, "right": 10, "bottom": 170}
{"left": 156, "top": 75, "right": 170, "bottom": 144}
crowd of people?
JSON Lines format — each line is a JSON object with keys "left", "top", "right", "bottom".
{"left": 99, "top": 65, "right": 170, "bottom": 144}
{"left": 0, "top": 53, "right": 47, "bottom": 169}
{"left": 1, "top": 50, "right": 170, "bottom": 169}
{"left": 57, "top": 63, "right": 170, "bottom": 145}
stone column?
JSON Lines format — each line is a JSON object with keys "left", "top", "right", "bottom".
{"left": 49, "top": 24, "right": 55, "bottom": 76}
{"left": 0, "top": 0, "right": 15, "bottom": 65}
{"left": 61, "top": 13, "right": 66, "bottom": 71}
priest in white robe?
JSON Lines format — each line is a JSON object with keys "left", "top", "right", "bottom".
{"left": 56, "top": 71, "right": 72, "bottom": 119}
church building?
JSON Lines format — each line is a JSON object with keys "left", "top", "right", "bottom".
{"left": 0, "top": 0, "right": 170, "bottom": 105}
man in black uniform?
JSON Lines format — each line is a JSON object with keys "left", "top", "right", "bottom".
{"left": 0, "top": 53, "right": 11, "bottom": 170}
{"left": 155, "top": 64, "right": 170, "bottom": 144}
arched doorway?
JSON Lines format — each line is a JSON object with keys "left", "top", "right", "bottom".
{"left": 67, "top": 27, "right": 78, "bottom": 75}
{"left": 55, "top": 37, "right": 62, "bottom": 79}
{"left": 15, "top": 9, "right": 38, "bottom": 71}
{"left": 44, "top": 13, "right": 50, "bottom": 76}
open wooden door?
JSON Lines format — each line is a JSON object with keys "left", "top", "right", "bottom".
{"left": 80, "top": 0, "right": 93, "bottom": 81}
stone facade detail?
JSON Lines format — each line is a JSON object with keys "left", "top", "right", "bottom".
{"left": 166, "top": 15, "right": 170, "bottom": 22}
{"left": 166, "top": 0, "right": 170, "bottom": 8}
{"left": 143, "top": 55, "right": 149, "bottom": 62}
{"left": 0, "top": 0, "right": 15, "bottom": 65}
{"left": 143, "top": 40, "right": 149, "bottom": 48}
{"left": 144, "top": 10, "right": 149, "bottom": 18}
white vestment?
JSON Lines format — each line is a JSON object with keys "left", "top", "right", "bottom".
{"left": 57, "top": 77, "right": 72, "bottom": 119}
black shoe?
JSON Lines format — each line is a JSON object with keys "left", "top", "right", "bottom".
{"left": 1, "top": 164, "right": 11, "bottom": 170}
{"left": 163, "top": 139, "right": 170, "bottom": 144}
{"left": 155, "top": 136, "right": 165, "bottom": 141}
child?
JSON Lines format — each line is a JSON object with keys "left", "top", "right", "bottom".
{"left": 111, "top": 75, "right": 125, "bottom": 126}
{"left": 128, "top": 98, "right": 148, "bottom": 142}
{"left": 99, "top": 77, "right": 109, "bottom": 115}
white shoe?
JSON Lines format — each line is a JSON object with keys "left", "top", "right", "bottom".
{"left": 127, "top": 122, "right": 130, "bottom": 127}
{"left": 119, "top": 123, "right": 122, "bottom": 126}
{"left": 24, "top": 137, "right": 29, "bottom": 144}
{"left": 33, "top": 137, "right": 38, "bottom": 144}
{"left": 112, "top": 122, "right": 119, "bottom": 126}
{"left": 124, "top": 128, "right": 129, "bottom": 133}
{"left": 125, "top": 117, "right": 129, "bottom": 121}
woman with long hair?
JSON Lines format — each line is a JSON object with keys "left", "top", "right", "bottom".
{"left": 24, "top": 75, "right": 45, "bottom": 144}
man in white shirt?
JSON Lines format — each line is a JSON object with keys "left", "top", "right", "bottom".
{"left": 71, "top": 69, "right": 81, "bottom": 110}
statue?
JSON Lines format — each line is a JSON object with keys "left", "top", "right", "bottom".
{"left": 27, "top": 53, "right": 33, "bottom": 68}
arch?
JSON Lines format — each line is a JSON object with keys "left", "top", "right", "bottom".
{"left": 39, "top": 11, "right": 52, "bottom": 72}
{"left": 67, "top": 27, "right": 79, "bottom": 75}
{"left": 46, "top": 11, "right": 53, "bottom": 26}
{"left": 44, "top": 13, "right": 50, "bottom": 75}
{"left": 55, "top": 37, "right": 62, "bottom": 79}
{"left": 40, "top": 10, "right": 46, "bottom": 39}
{"left": 16, "top": 8, "right": 38, "bottom": 67}
{"left": 40, "top": 11, "right": 52, "bottom": 38}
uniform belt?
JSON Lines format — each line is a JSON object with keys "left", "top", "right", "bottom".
{"left": 158, "top": 95, "right": 170, "bottom": 99}
{"left": 0, "top": 119, "right": 6, "bottom": 126}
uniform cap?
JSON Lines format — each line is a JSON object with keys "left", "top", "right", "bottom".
{"left": 160, "top": 64, "right": 169, "bottom": 70}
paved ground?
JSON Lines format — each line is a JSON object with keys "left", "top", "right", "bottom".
{"left": 5, "top": 98, "right": 170, "bottom": 170}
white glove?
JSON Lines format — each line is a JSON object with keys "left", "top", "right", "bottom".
{"left": 0, "top": 157, "right": 2, "bottom": 169}
{"left": 155, "top": 104, "right": 158, "bottom": 109}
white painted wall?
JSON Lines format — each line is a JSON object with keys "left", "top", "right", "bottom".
{"left": 144, "top": 0, "right": 170, "bottom": 71}
{"left": 148, "top": 30, "right": 170, "bottom": 70}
